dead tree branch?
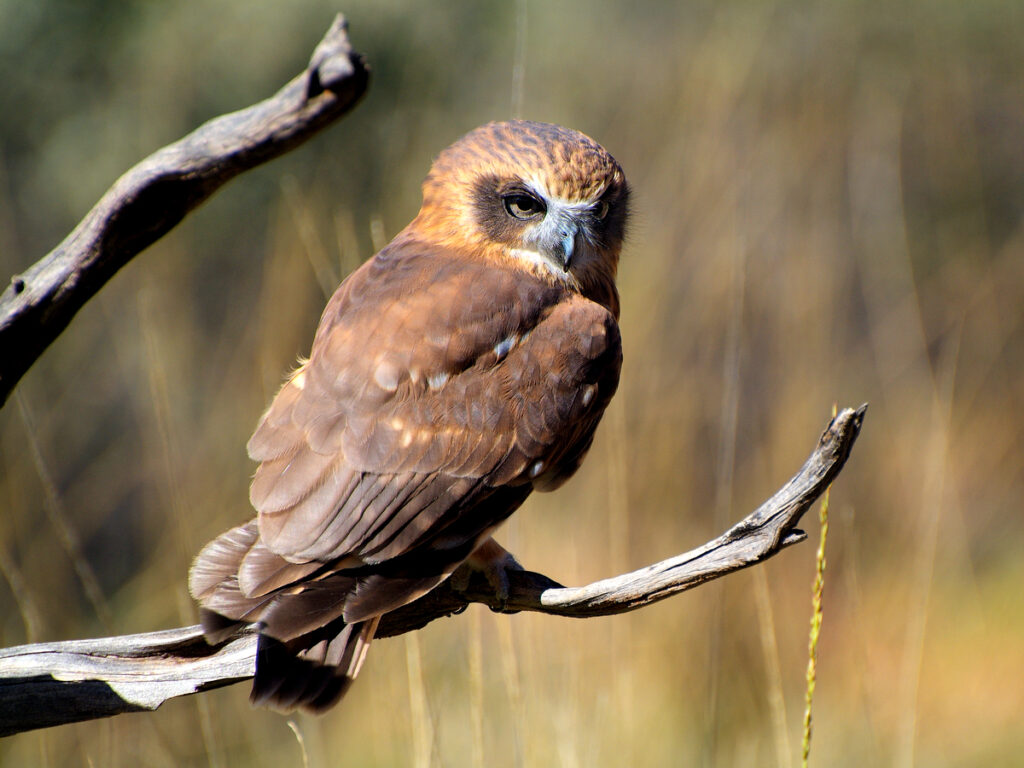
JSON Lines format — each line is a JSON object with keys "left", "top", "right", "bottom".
{"left": 0, "top": 404, "right": 865, "bottom": 736}
{"left": 0, "top": 14, "right": 368, "bottom": 407}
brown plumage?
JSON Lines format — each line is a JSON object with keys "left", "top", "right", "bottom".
{"left": 189, "top": 120, "right": 630, "bottom": 712}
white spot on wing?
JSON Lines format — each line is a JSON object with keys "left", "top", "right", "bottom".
{"left": 373, "top": 360, "right": 400, "bottom": 391}
{"left": 493, "top": 335, "right": 517, "bottom": 361}
{"left": 428, "top": 371, "right": 450, "bottom": 389}
{"left": 529, "top": 460, "right": 545, "bottom": 478}
{"left": 581, "top": 384, "right": 596, "bottom": 406}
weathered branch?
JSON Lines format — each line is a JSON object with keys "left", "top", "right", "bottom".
{"left": 0, "top": 14, "right": 368, "bottom": 408}
{"left": 0, "top": 626, "right": 256, "bottom": 736}
{"left": 0, "top": 405, "right": 865, "bottom": 736}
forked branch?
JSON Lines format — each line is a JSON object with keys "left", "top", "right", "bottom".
{"left": 0, "top": 405, "right": 865, "bottom": 736}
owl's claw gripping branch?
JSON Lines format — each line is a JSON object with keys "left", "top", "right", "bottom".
{"left": 452, "top": 538, "right": 526, "bottom": 613}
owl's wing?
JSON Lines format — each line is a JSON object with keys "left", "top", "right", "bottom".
{"left": 246, "top": 242, "right": 620, "bottom": 571}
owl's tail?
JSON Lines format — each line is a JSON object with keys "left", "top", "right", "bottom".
{"left": 249, "top": 615, "right": 379, "bottom": 713}
{"left": 188, "top": 520, "right": 378, "bottom": 713}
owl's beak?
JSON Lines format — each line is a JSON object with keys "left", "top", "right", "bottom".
{"left": 559, "top": 226, "right": 577, "bottom": 270}
{"left": 525, "top": 204, "right": 587, "bottom": 274}
{"left": 548, "top": 213, "right": 580, "bottom": 271}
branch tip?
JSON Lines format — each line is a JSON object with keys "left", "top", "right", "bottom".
{"left": 306, "top": 14, "right": 368, "bottom": 99}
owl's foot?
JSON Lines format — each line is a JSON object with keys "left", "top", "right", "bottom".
{"left": 451, "top": 537, "right": 523, "bottom": 613}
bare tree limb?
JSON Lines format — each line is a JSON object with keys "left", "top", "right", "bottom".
{"left": 0, "top": 14, "right": 368, "bottom": 408}
{"left": 0, "top": 626, "right": 256, "bottom": 736}
{"left": 0, "top": 405, "right": 865, "bottom": 736}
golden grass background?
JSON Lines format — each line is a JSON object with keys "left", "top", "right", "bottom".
{"left": 1, "top": 1, "right": 1022, "bottom": 765}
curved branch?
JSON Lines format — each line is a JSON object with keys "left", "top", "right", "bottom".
{"left": 0, "top": 14, "right": 369, "bottom": 407}
{"left": 0, "top": 405, "right": 865, "bottom": 736}
{"left": 378, "top": 403, "right": 865, "bottom": 633}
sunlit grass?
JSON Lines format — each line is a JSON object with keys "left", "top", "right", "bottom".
{"left": 802, "top": 409, "right": 834, "bottom": 767}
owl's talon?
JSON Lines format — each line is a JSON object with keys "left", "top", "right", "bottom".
{"left": 458, "top": 538, "right": 523, "bottom": 613}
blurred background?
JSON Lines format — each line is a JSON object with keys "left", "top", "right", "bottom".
{"left": 1, "top": 0, "right": 1022, "bottom": 765}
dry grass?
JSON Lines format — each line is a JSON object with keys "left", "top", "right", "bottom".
{"left": 2, "top": 1, "right": 1023, "bottom": 765}
{"left": 802, "top": 422, "right": 833, "bottom": 768}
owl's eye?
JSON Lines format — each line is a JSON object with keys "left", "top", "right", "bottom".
{"left": 594, "top": 200, "right": 610, "bottom": 220}
{"left": 502, "top": 193, "right": 546, "bottom": 220}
